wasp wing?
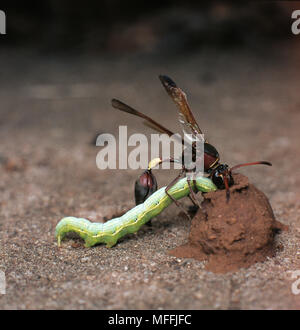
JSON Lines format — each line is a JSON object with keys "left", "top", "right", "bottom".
{"left": 159, "top": 75, "right": 205, "bottom": 143}
{"left": 111, "top": 98, "right": 183, "bottom": 145}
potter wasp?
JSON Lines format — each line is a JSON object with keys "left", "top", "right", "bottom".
{"left": 112, "top": 75, "right": 271, "bottom": 214}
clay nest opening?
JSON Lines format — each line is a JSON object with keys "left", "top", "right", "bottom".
{"left": 170, "top": 173, "right": 288, "bottom": 273}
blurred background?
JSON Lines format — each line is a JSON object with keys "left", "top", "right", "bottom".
{"left": 0, "top": 0, "right": 298, "bottom": 175}
{"left": 0, "top": 1, "right": 296, "bottom": 54}
{"left": 0, "top": 1, "right": 299, "bottom": 171}
{"left": 0, "top": 1, "right": 299, "bottom": 166}
{"left": 1, "top": 0, "right": 300, "bottom": 190}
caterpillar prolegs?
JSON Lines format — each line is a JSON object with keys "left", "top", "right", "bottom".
{"left": 55, "top": 176, "right": 217, "bottom": 248}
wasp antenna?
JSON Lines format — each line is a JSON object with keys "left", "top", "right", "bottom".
{"left": 230, "top": 161, "right": 272, "bottom": 172}
{"left": 258, "top": 161, "right": 272, "bottom": 166}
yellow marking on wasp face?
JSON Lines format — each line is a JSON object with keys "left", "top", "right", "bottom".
{"left": 148, "top": 158, "right": 162, "bottom": 170}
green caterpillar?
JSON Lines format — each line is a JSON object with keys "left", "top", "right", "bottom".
{"left": 55, "top": 176, "right": 217, "bottom": 248}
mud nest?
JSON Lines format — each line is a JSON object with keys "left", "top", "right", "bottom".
{"left": 170, "top": 173, "right": 288, "bottom": 273}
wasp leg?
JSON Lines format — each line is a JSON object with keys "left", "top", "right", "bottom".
{"left": 165, "top": 170, "right": 191, "bottom": 221}
{"left": 187, "top": 179, "right": 202, "bottom": 208}
{"left": 148, "top": 157, "right": 191, "bottom": 220}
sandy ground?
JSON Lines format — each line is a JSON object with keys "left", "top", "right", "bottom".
{"left": 0, "top": 43, "right": 300, "bottom": 309}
